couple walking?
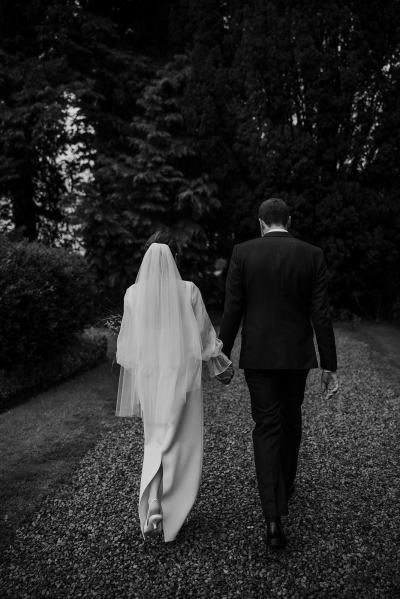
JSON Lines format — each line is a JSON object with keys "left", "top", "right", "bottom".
{"left": 116, "top": 198, "right": 338, "bottom": 548}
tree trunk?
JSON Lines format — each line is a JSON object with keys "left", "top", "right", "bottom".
{"left": 11, "top": 177, "right": 38, "bottom": 241}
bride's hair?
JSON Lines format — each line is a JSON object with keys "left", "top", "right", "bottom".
{"left": 144, "top": 229, "right": 182, "bottom": 258}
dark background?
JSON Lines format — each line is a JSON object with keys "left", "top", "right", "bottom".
{"left": 1, "top": 0, "right": 399, "bottom": 320}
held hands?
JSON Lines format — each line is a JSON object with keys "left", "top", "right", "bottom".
{"left": 216, "top": 364, "right": 234, "bottom": 385}
{"left": 321, "top": 370, "right": 339, "bottom": 399}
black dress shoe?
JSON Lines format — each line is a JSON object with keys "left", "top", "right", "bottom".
{"left": 265, "top": 518, "right": 287, "bottom": 549}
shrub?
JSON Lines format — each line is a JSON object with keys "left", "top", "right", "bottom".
{"left": 0, "top": 235, "right": 99, "bottom": 368}
{"left": 0, "top": 329, "right": 108, "bottom": 411}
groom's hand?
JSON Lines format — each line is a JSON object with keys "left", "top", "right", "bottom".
{"left": 321, "top": 370, "right": 339, "bottom": 398}
{"left": 216, "top": 365, "right": 234, "bottom": 385}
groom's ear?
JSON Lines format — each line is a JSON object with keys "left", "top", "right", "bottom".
{"left": 286, "top": 215, "right": 292, "bottom": 229}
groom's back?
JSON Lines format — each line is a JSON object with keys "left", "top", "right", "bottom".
{"left": 222, "top": 231, "right": 330, "bottom": 370}
{"left": 240, "top": 233, "right": 317, "bottom": 311}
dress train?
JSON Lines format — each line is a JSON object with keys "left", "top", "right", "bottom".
{"left": 138, "top": 388, "right": 203, "bottom": 542}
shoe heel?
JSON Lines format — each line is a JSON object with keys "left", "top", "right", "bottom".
{"left": 143, "top": 514, "right": 163, "bottom": 538}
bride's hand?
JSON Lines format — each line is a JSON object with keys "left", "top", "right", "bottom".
{"left": 216, "top": 365, "right": 234, "bottom": 385}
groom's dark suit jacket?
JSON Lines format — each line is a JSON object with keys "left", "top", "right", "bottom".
{"left": 219, "top": 231, "right": 337, "bottom": 371}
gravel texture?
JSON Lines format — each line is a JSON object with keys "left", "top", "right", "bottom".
{"left": 0, "top": 328, "right": 399, "bottom": 598}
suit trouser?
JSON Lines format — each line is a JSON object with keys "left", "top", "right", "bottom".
{"left": 244, "top": 369, "right": 309, "bottom": 520}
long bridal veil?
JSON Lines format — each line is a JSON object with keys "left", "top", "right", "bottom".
{"left": 116, "top": 243, "right": 203, "bottom": 426}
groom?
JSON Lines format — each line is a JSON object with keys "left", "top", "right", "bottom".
{"left": 217, "top": 198, "right": 338, "bottom": 548}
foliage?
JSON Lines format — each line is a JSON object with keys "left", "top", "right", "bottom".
{"left": 79, "top": 54, "right": 220, "bottom": 303}
{"left": 183, "top": 0, "right": 400, "bottom": 317}
{"left": 102, "top": 313, "right": 122, "bottom": 337}
{"left": 0, "top": 235, "right": 99, "bottom": 368}
{"left": 0, "top": 329, "right": 107, "bottom": 411}
{"left": 1, "top": 0, "right": 399, "bottom": 319}
{"left": 0, "top": 0, "right": 92, "bottom": 245}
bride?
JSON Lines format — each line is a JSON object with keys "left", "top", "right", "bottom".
{"left": 115, "top": 230, "right": 233, "bottom": 542}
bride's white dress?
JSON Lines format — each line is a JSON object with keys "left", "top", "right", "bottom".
{"left": 116, "top": 274, "right": 230, "bottom": 542}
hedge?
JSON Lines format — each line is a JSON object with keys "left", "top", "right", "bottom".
{"left": 0, "top": 235, "right": 100, "bottom": 369}
{"left": 0, "top": 328, "right": 107, "bottom": 411}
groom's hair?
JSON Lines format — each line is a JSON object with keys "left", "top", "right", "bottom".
{"left": 144, "top": 228, "right": 182, "bottom": 256}
{"left": 258, "top": 198, "right": 290, "bottom": 226}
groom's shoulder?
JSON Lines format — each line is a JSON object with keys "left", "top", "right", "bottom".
{"left": 291, "top": 236, "right": 323, "bottom": 253}
{"left": 234, "top": 236, "right": 323, "bottom": 257}
{"left": 234, "top": 237, "right": 264, "bottom": 253}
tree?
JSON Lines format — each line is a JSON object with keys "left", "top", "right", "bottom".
{"left": 1, "top": 0, "right": 399, "bottom": 317}
{"left": 0, "top": 1, "right": 72, "bottom": 241}
{"left": 182, "top": 0, "right": 400, "bottom": 317}
{"left": 79, "top": 54, "right": 219, "bottom": 301}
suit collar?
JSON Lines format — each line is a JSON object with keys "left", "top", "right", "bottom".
{"left": 262, "top": 231, "right": 292, "bottom": 238}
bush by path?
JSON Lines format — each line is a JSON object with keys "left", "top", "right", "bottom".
{"left": 0, "top": 235, "right": 99, "bottom": 369}
{"left": 0, "top": 328, "right": 107, "bottom": 412}
{"left": 0, "top": 329, "right": 399, "bottom": 598}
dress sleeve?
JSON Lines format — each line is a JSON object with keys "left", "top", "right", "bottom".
{"left": 191, "top": 283, "right": 232, "bottom": 377}
{"left": 115, "top": 287, "right": 142, "bottom": 418}
{"left": 116, "top": 289, "right": 133, "bottom": 369}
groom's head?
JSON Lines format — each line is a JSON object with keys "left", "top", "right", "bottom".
{"left": 258, "top": 198, "right": 291, "bottom": 236}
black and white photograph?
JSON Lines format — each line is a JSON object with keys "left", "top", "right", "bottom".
{"left": 0, "top": 0, "right": 399, "bottom": 597}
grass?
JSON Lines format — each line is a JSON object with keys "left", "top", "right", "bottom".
{"left": 0, "top": 330, "right": 118, "bottom": 552}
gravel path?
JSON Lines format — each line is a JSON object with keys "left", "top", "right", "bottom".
{"left": 1, "top": 329, "right": 399, "bottom": 598}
